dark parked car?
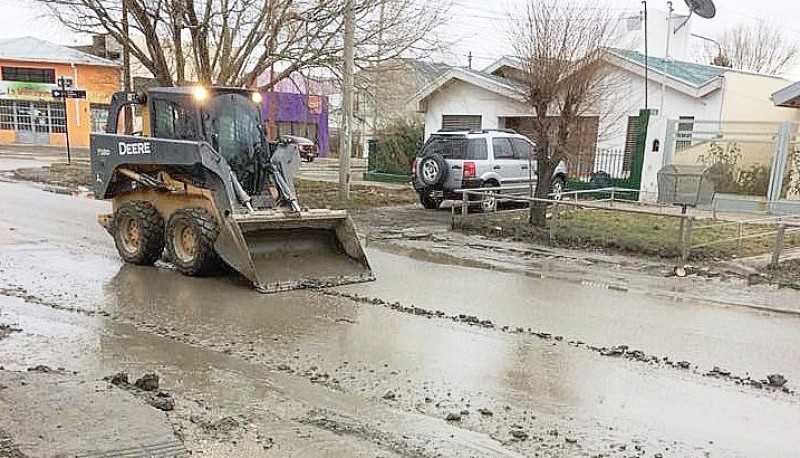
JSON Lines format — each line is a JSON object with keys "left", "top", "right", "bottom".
{"left": 282, "top": 135, "right": 318, "bottom": 162}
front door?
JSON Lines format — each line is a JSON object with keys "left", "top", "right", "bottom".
{"left": 14, "top": 102, "right": 52, "bottom": 144}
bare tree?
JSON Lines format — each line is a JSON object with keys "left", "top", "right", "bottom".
{"left": 509, "top": 0, "right": 620, "bottom": 227}
{"left": 700, "top": 19, "right": 800, "bottom": 76}
{"left": 40, "top": 0, "right": 449, "bottom": 87}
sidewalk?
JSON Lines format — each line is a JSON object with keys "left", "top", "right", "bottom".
{"left": 0, "top": 143, "right": 88, "bottom": 163}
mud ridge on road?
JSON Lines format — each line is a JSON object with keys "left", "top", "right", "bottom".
{"left": 0, "top": 428, "right": 26, "bottom": 458}
{"left": 0, "top": 323, "right": 21, "bottom": 341}
{"left": 322, "top": 290, "right": 796, "bottom": 397}
{"left": 0, "top": 285, "right": 110, "bottom": 317}
{"left": 300, "top": 409, "right": 434, "bottom": 458}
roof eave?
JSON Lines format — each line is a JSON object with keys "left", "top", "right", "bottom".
{"left": 603, "top": 52, "right": 722, "bottom": 98}
{"left": 772, "top": 81, "right": 800, "bottom": 107}
{"left": 0, "top": 55, "right": 121, "bottom": 68}
{"left": 411, "top": 68, "right": 528, "bottom": 112}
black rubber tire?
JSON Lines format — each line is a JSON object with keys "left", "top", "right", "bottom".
{"left": 480, "top": 181, "right": 499, "bottom": 213}
{"left": 419, "top": 190, "right": 442, "bottom": 210}
{"left": 306, "top": 155, "right": 315, "bottom": 163}
{"left": 418, "top": 153, "right": 448, "bottom": 186}
{"left": 550, "top": 175, "right": 566, "bottom": 200}
{"left": 165, "top": 208, "right": 222, "bottom": 277}
{"left": 113, "top": 201, "right": 164, "bottom": 266}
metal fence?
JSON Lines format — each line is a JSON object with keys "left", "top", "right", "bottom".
{"left": 451, "top": 185, "right": 800, "bottom": 265}
{"left": 567, "top": 148, "right": 630, "bottom": 182}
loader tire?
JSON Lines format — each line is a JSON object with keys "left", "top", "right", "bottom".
{"left": 113, "top": 201, "right": 164, "bottom": 266}
{"left": 165, "top": 208, "right": 221, "bottom": 277}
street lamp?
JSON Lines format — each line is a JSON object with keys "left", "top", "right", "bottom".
{"left": 691, "top": 33, "right": 730, "bottom": 67}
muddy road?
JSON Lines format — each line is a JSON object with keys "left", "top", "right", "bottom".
{"left": 1, "top": 170, "right": 800, "bottom": 457}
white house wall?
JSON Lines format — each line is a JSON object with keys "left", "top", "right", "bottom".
{"left": 596, "top": 65, "right": 724, "bottom": 150}
{"left": 422, "top": 79, "right": 534, "bottom": 139}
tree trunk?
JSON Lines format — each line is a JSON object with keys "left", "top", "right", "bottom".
{"left": 529, "top": 158, "right": 556, "bottom": 227}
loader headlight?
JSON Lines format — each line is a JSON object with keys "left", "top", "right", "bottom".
{"left": 192, "top": 86, "right": 209, "bottom": 102}
{"left": 251, "top": 91, "right": 263, "bottom": 104}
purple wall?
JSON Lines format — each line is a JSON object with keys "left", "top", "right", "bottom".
{"left": 260, "top": 92, "right": 329, "bottom": 156}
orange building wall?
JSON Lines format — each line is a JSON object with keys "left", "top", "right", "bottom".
{"left": 0, "top": 59, "right": 121, "bottom": 147}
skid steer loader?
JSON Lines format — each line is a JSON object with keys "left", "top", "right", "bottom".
{"left": 90, "top": 86, "right": 373, "bottom": 293}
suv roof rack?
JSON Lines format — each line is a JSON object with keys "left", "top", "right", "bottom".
{"left": 436, "top": 128, "right": 520, "bottom": 135}
{"left": 469, "top": 128, "right": 519, "bottom": 135}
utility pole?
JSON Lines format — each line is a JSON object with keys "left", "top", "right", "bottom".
{"left": 641, "top": 1, "right": 648, "bottom": 110}
{"left": 122, "top": 0, "right": 133, "bottom": 133}
{"left": 660, "top": 1, "right": 673, "bottom": 114}
{"left": 338, "top": 0, "right": 355, "bottom": 200}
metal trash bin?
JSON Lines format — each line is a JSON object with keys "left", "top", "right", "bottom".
{"left": 657, "top": 164, "right": 716, "bottom": 208}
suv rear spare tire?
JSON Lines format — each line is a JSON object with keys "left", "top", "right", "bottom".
{"left": 113, "top": 201, "right": 165, "bottom": 265}
{"left": 166, "top": 208, "right": 222, "bottom": 276}
{"left": 419, "top": 153, "right": 447, "bottom": 186}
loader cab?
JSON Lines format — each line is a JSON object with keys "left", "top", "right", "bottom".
{"left": 105, "top": 86, "right": 269, "bottom": 191}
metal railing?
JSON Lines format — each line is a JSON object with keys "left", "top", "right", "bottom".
{"left": 687, "top": 214, "right": 800, "bottom": 266}
{"left": 452, "top": 184, "right": 800, "bottom": 266}
{"left": 451, "top": 186, "right": 642, "bottom": 219}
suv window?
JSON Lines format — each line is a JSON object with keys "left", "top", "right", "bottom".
{"left": 420, "top": 136, "right": 488, "bottom": 160}
{"left": 492, "top": 137, "right": 514, "bottom": 159}
{"left": 510, "top": 138, "right": 534, "bottom": 160}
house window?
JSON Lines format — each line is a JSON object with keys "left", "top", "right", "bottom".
{"left": 0, "top": 100, "right": 14, "bottom": 130}
{"left": 1, "top": 66, "right": 56, "bottom": 84}
{"left": 49, "top": 102, "right": 67, "bottom": 133}
{"left": 441, "top": 115, "right": 481, "bottom": 131}
{"left": 0, "top": 100, "right": 66, "bottom": 133}
{"left": 676, "top": 116, "right": 694, "bottom": 151}
{"left": 90, "top": 104, "right": 110, "bottom": 133}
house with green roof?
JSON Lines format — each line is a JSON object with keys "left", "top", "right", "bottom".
{"left": 412, "top": 47, "right": 799, "bottom": 200}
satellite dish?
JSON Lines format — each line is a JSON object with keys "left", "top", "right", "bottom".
{"left": 684, "top": 0, "right": 716, "bottom": 19}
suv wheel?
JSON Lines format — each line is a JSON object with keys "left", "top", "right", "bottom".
{"left": 480, "top": 183, "right": 498, "bottom": 213}
{"left": 419, "top": 190, "right": 442, "bottom": 210}
{"left": 419, "top": 153, "right": 447, "bottom": 186}
{"left": 550, "top": 176, "right": 566, "bottom": 200}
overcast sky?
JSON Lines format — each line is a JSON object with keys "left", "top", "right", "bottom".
{"left": 1, "top": 0, "right": 799, "bottom": 78}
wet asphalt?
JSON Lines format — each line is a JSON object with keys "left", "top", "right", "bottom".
{"left": 1, "top": 171, "right": 800, "bottom": 457}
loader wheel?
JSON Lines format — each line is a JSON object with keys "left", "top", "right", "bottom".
{"left": 113, "top": 201, "right": 164, "bottom": 266}
{"left": 165, "top": 208, "right": 221, "bottom": 277}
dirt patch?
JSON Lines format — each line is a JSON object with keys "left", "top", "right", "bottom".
{"left": 751, "top": 259, "right": 800, "bottom": 289}
{"left": 458, "top": 207, "right": 800, "bottom": 261}
{"left": 13, "top": 162, "right": 91, "bottom": 189}
{"left": 296, "top": 179, "right": 417, "bottom": 210}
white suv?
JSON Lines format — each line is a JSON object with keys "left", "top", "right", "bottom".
{"left": 412, "top": 129, "right": 568, "bottom": 210}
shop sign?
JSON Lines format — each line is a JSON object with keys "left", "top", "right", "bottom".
{"left": 308, "top": 95, "right": 322, "bottom": 114}
{"left": 0, "top": 81, "right": 57, "bottom": 101}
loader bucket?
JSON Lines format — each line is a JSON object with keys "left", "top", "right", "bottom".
{"left": 213, "top": 209, "right": 374, "bottom": 293}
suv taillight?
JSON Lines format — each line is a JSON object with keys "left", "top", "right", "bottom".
{"left": 463, "top": 161, "right": 476, "bottom": 179}
{"left": 411, "top": 159, "right": 418, "bottom": 179}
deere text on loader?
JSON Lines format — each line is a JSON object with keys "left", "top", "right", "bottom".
{"left": 90, "top": 86, "right": 373, "bottom": 292}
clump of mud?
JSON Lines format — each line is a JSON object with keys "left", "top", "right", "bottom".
{"left": 0, "top": 323, "right": 22, "bottom": 341}
{"left": 0, "top": 427, "right": 26, "bottom": 458}
{"left": 104, "top": 371, "right": 175, "bottom": 411}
